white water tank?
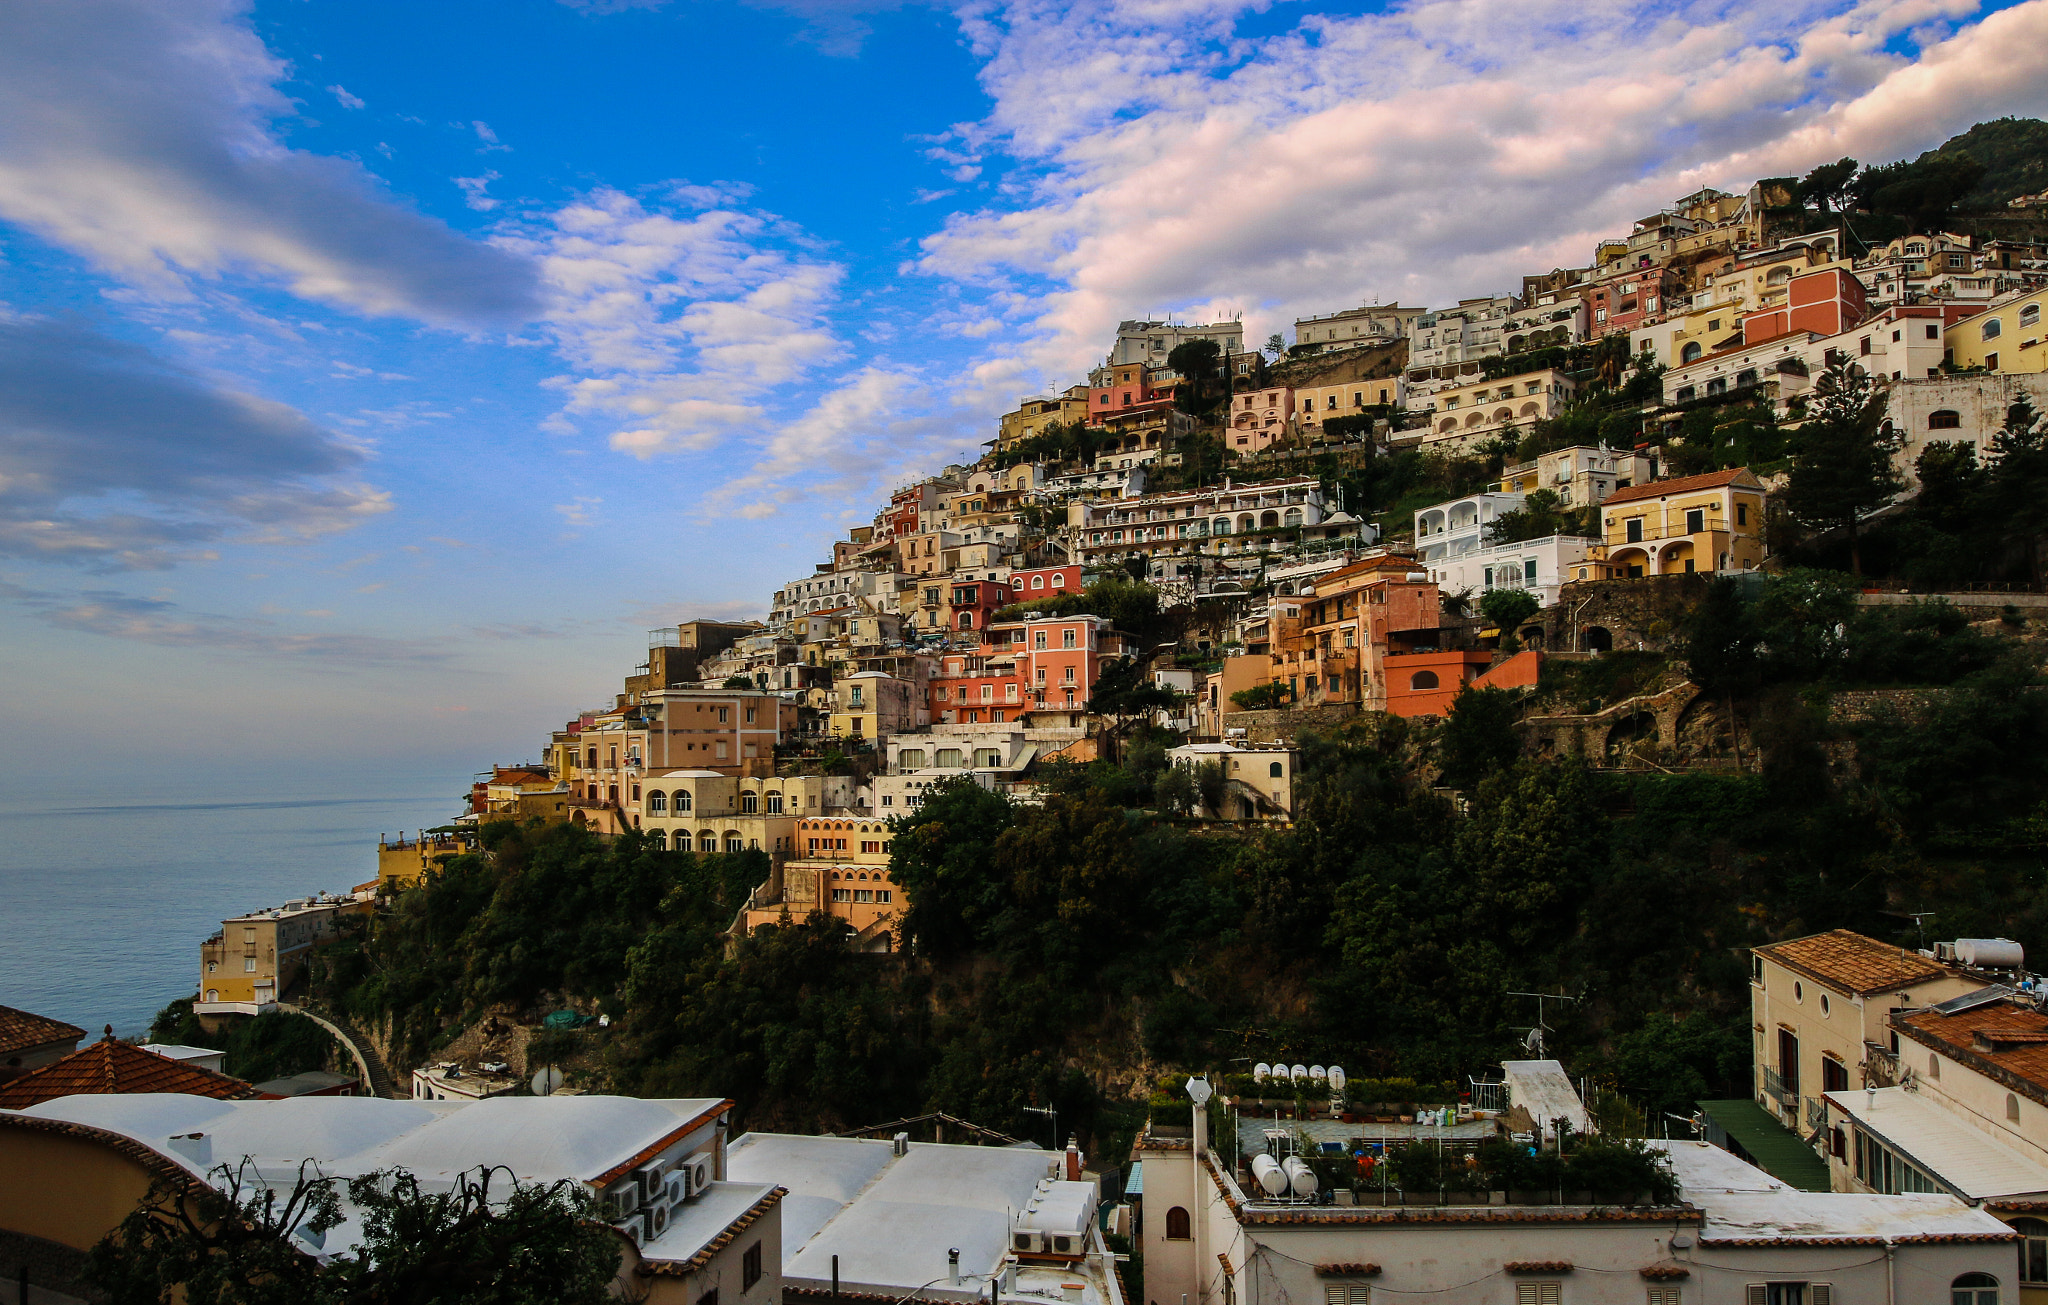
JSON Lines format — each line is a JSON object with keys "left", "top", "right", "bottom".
{"left": 1282, "top": 1156, "right": 1317, "bottom": 1197}
{"left": 1252, "top": 1153, "right": 1289, "bottom": 1195}
{"left": 1958, "top": 938, "right": 2025, "bottom": 969}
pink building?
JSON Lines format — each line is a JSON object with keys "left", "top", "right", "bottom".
{"left": 1583, "top": 268, "right": 1684, "bottom": 337}
{"left": 1090, "top": 364, "right": 1172, "bottom": 418}
{"left": 1006, "top": 565, "right": 1083, "bottom": 600}
{"left": 990, "top": 615, "right": 1127, "bottom": 711}
{"left": 1229, "top": 387, "right": 1294, "bottom": 452}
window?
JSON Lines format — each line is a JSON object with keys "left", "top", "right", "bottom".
{"left": 1515, "top": 1286, "right": 1561, "bottom": 1305}
{"left": 1819, "top": 993, "right": 1831, "bottom": 1016}
{"left": 767, "top": 793, "right": 783, "bottom": 814}
{"left": 1930, "top": 1054, "right": 1942, "bottom": 1079}
{"left": 1858, "top": 1130, "right": 1940, "bottom": 1193}
{"left": 1745, "top": 1287, "right": 1830, "bottom": 1305}
{"left": 1269, "top": 761, "right": 1284, "bottom": 778}
{"left": 676, "top": 791, "right": 692, "bottom": 813}
{"left": 245, "top": 958, "right": 257, "bottom": 972}
{"left": 1821, "top": 1056, "right": 1848, "bottom": 1092}
{"left": 1984, "top": 317, "right": 2003, "bottom": 340}
{"left": 648, "top": 790, "right": 667, "bottom": 814}
{"left": 1626, "top": 517, "right": 1644, "bottom": 543}
{"left": 1988, "top": 353, "right": 1999, "bottom": 371}
{"left": 1952, "top": 1272, "right": 1999, "bottom": 1305}
{"left": 1738, "top": 503, "right": 1749, "bottom": 526}
{"left": 740, "top": 793, "right": 757, "bottom": 814}
{"left": 1685, "top": 507, "right": 1705, "bottom": 534}
{"left": 1929, "top": 410, "right": 1961, "bottom": 429}
{"left": 1410, "top": 670, "right": 1439, "bottom": 690}
{"left": 2012, "top": 1216, "right": 2048, "bottom": 1282}
{"left": 1164, "top": 1207, "right": 1191, "bottom": 1240}
{"left": 1779, "top": 1028, "right": 1800, "bottom": 1095}
{"left": 2024, "top": 304, "right": 2042, "bottom": 328}
{"left": 700, "top": 1291, "right": 719, "bottom": 1305}
{"left": 1063, "top": 629, "right": 1077, "bottom": 648}
{"left": 1928, "top": 324, "right": 1940, "bottom": 339}
{"left": 1648, "top": 1292, "right": 1682, "bottom": 1305}
{"left": 1323, "top": 1286, "right": 1370, "bottom": 1305}
{"left": 2010, "top": 1093, "right": 2023, "bottom": 1123}
{"left": 743, "top": 1243, "right": 763, "bottom": 1291}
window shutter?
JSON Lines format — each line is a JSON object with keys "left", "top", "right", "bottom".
{"left": 1514, "top": 1286, "right": 1561, "bottom": 1305}
{"left": 1325, "top": 1287, "right": 1345, "bottom": 1305}
{"left": 1746, "top": 1287, "right": 1768, "bottom": 1305}
{"left": 1346, "top": 1288, "right": 1371, "bottom": 1305}
{"left": 1810, "top": 1287, "right": 1832, "bottom": 1305}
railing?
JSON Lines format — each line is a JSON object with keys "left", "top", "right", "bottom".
{"left": 1806, "top": 1096, "right": 1828, "bottom": 1131}
{"left": 1761, "top": 1066, "right": 1797, "bottom": 1108}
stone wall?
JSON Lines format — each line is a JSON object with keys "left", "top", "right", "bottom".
{"left": 1825, "top": 687, "right": 1954, "bottom": 725}
{"left": 1888, "top": 373, "right": 2048, "bottom": 489}
{"left": 1219, "top": 703, "right": 1361, "bottom": 742}
{"left": 1541, "top": 573, "right": 1710, "bottom": 653}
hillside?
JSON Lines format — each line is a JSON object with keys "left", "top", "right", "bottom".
{"left": 1928, "top": 116, "right": 2048, "bottom": 207}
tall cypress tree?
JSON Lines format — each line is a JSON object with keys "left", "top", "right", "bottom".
{"left": 1784, "top": 361, "right": 1901, "bottom": 575}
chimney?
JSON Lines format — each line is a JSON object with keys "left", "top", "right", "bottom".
{"left": 948, "top": 1248, "right": 962, "bottom": 1286}
{"left": 1064, "top": 1138, "right": 1083, "bottom": 1182}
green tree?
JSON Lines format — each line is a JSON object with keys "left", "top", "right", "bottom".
{"left": 1263, "top": 333, "right": 1286, "bottom": 359}
{"left": 1229, "top": 682, "right": 1290, "bottom": 711}
{"left": 89, "top": 1161, "right": 616, "bottom": 1305}
{"left": 1799, "top": 157, "right": 1858, "bottom": 213}
{"left": 1683, "top": 578, "right": 1759, "bottom": 698}
{"left": 1485, "top": 489, "right": 1592, "bottom": 546}
{"left": 1479, "top": 588, "right": 1541, "bottom": 654}
{"left": 1437, "top": 686, "right": 1523, "bottom": 788}
{"left": 1980, "top": 395, "right": 2048, "bottom": 584}
{"left": 885, "top": 777, "right": 1016, "bottom": 954}
{"left": 1783, "top": 361, "right": 1900, "bottom": 574}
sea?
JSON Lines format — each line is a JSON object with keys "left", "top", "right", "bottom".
{"left": 0, "top": 771, "right": 460, "bottom": 1039}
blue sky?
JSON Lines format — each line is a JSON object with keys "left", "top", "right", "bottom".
{"left": 2, "top": 0, "right": 2046, "bottom": 781}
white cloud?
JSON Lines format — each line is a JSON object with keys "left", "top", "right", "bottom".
{"left": 504, "top": 188, "right": 848, "bottom": 458}
{"left": 455, "top": 171, "right": 503, "bottom": 212}
{"left": 472, "top": 120, "right": 510, "bottom": 153}
{"left": 0, "top": 313, "right": 390, "bottom": 570}
{"left": 916, "top": 0, "right": 2048, "bottom": 385}
{"left": 0, "top": 0, "right": 538, "bottom": 326}
{"left": 327, "top": 84, "right": 365, "bottom": 110}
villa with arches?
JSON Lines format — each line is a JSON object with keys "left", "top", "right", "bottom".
{"left": 1417, "top": 367, "right": 1578, "bottom": 450}
{"left": 1597, "top": 468, "right": 1767, "bottom": 578}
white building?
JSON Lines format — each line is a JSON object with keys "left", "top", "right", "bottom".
{"left": 1885, "top": 373, "right": 2048, "bottom": 486}
{"left": 1413, "top": 491, "right": 1525, "bottom": 566}
{"left": 1292, "top": 303, "right": 1427, "bottom": 353}
{"left": 1426, "top": 533, "right": 1599, "bottom": 607}
{"left": 1108, "top": 318, "right": 1245, "bottom": 367}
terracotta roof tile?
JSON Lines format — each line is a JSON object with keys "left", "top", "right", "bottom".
{"left": 1897, "top": 1001, "right": 2048, "bottom": 1101}
{"left": 0, "top": 1037, "right": 267, "bottom": 1109}
{"left": 0, "top": 1004, "right": 86, "bottom": 1058}
{"left": 1601, "top": 468, "right": 1763, "bottom": 509}
{"left": 1756, "top": 929, "right": 1947, "bottom": 996}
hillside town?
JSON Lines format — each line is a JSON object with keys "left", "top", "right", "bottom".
{"left": 12, "top": 147, "right": 2048, "bottom": 1305}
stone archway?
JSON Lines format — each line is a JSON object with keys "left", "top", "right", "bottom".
{"left": 1580, "top": 625, "right": 1613, "bottom": 653}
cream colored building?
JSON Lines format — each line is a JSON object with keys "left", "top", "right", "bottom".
{"left": 1419, "top": 368, "right": 1577, "bottom": 448}
{"left": 1165, "top": 742, "right": 1294, "bottom": 821}
{"left": 634, "top": 771, "right": 857, "bottom": 853}
{"left": 1598, "top": 467, "right": 1768, "bottom": 576}
{"left": 828, "top": 670, "right": 922, "bottom": 743}
{"left": 1292, "top": 375, "right": 1404, "bottom": 440}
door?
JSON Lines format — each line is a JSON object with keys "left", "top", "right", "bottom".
{"left": 1779, "top": 1028, "right": 1800, "bottom": 1096}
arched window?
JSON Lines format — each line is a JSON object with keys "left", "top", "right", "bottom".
{"left": 1983, "top": 318, "right": 2003, "bottom": 341}
{"left": 647, "top": 790, "right": 666, "bottom": 814}
{"left": 699, "top": 831, "right": 717, "bottom": 852}
{"left": 726, "top": 834, "right": 744, "bottom": 852}
{"left": 1930, "top": 410, "right": 1962, "bottom": 429}
{"left": 2022, "top": 304, "right": 2041, "bottom": 328}
{"left": 650, "top": 830, "right": 668, "bottom": 850}
{"left": 676, "top": 790, "right": 692, "bottom": 812}
{"left": 1952, "top": 1272, "right": 1999, "bottom": 1304}
{"left": 1930, "top": 1054, "right": 1942, "bottom": 1079}
{"left": 2011, "top": 1217, "right": 2048, "bottom": 1283}
{"left": 1269, "top": 762, "right": 1284, "bottom": 778}
{"left": 1051, "top": 573, "right": 1067, "bottom": 586}
{"left": 1164, "top": 1207, "right": 1191, "bottom": 1240}
{"left": 2010, "top": 1092, "right": 2023, "bottom": 1122}
{"left": 1680, "top": 341, "right": 1703, "bottom": 364}
{"left": 1410, "top": 671, "right": 1440, "bottom": 690}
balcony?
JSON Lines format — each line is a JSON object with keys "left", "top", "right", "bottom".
{"left": 1761, "top": 1066, "right": 1797, "bottom": 1109}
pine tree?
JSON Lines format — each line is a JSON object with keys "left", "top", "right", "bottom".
{"left": 1981, "top": 394, "right": 2048, "bottom": 585}
{"left": 1784, "top": 361, "right": 1901, "bottom": 575}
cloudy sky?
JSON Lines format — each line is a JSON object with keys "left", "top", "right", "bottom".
{"left": 2, "top": 0, "right": 2044, "bottom": 781}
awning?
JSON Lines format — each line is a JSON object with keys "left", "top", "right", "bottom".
{"left": 1124, "top": 1161, "right": 1143, "bottom": 1196}
{"left": 1696, "top": 1099, "right": 1831, "bottom": 1191}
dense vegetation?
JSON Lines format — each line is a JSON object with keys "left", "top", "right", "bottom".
{"left": 300, "top": 581, "right": 2048, "bottom": 1152}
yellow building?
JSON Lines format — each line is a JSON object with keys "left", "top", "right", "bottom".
{"left": 1598, "top": 467, "right": 1767, "bottom": 576}
{"left": 634, "top": 770, "right": 859, "bottom": 853}
{"left": 371, "top": 830, "right": 471, "bottom": 892}
{"left": 197, "top": 893, "right": 373, "bottom": 1013}
{"left": 1949, "top": 287, "right": 2048, "bottom": 374}
{"left": 997, "top": 385, "right": 1090, "bottom": 448}
{"left": 1292, "top": 377, "right": 1403, "bottom": 441}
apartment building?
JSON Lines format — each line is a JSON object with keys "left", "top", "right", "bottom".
{"left": 1581, "top": 266, "right": 1683, "bottom": 337}
{"left": 633, "top": 770, "right": 855, "bottom": 852}
{"left": 1405, "top": 295, "right": 1520, "bottom": 379}
{"left": 997, "top": 386, "right": 1090, "bottom": 449}
{"left": 197, "top": 893, "right": 372, "bottom": 1013}
{"left": 1269, "top": 552, "right": 1440, "bottom": 709}
{"left": 1067, "top": 477, "right": 1334, "bottom": 564}
{"left": 1419, "top": 368, "right": 1577, "bottom": 448}
{"left": 828, "top": 670, "right": 921, "bottom": 742}
{"left": 1225, "top": 386, "right": 1294, "bottom": 451}
{"left": 1949, "top": 286, "right": 2048, "bottom": 374}
{"left": 1598, "top": 468, "right": 1768, "bottom": 576}
{"left": 1413, "top": 491, "right": 1525, "bottom": 566}
{"left": 1108, "top": 318, "right": 1245, "bottom": 367}
{"left": 1496, "top": 445, "right": 1654, "bottom": 510}
{"left": 1292, "top": 302, "right": 1425, "bottom": 352}
{"left": 1291, "top": 375, "right": 1404, "bottom": 439}
{"left": 738, "top": 816, "right": 901, "bottom": 949}
{"left": 988, "top": 613, "right": 1124, "bottom": 712}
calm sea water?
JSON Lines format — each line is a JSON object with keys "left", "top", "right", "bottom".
{"left": 0, "top": 772, "right": 459, "bottom": 1038}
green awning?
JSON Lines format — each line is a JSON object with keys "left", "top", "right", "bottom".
{"left": 1697, "top": 1098, "right": 1831, "bottom": 1191}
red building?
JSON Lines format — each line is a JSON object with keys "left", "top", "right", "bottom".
{"left": 1007, "top": 565, "right": 1083, "bottom": 601}
{"left": 1743, "top": 269, "right": 1869, "bottom": 345}
{"left": 1582, "top": 268, "right": 1684, "bottom": 337}
{"left": 1382, "top": 650, "right": 1542, "bottom": 718}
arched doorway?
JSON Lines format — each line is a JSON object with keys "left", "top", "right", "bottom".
{"left": 1580, "top": 625, "right": 1613, "bottom": 653}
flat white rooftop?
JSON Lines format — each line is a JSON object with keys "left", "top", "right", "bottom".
{"left": 1826, "top": 1086, "right": 2048, "bottom": 1202}
{"left": 1653, "top": 1139, "right": 2014, "bottom": 1243}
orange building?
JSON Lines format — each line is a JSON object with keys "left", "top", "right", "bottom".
{"left": 1270, "top": 552, "right": 1441, "bottom": 710}
{"left": 1383, "top": 650, "right": 1543, "bottom": 718}
{"left": 738, "top": 816, "right": 902, "bottom": 951}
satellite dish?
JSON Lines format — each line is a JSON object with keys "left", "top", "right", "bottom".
{"left": 531, "top": 1066, "right": 565, "bottom": 1097}
{"left": 1253, "top": 1062, "right": 1272, "bottom": 1081}
{"left": 1185, "top": 1076, "right": 1213, "bottom": 1106}
{"left": 1290, "top": 1063, "right": 1308, "bottom": 1081}
{"left": 1327, "top": 1066, "right": 1346, "bottom": 1090}
{"left": 1309, "top": 1065, "right": 1327, "bottom": 1081}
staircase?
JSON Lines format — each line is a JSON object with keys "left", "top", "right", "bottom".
{"left": 276, "top": 1002, "right": 402, "bottom": 1099}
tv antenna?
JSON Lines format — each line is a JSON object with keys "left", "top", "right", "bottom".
{"left": 1021, "top": 1104, "right": 1058, "bottom": 1150}
{"left": 1509, "top": 990, "right": 1579, "bottom": 1059}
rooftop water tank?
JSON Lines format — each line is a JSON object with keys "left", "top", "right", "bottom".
{"left": 1958, "top": 938, "right": 2025, "bottom": 969}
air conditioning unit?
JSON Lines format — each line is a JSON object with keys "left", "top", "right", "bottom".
{"left": 604, "top": 1185, "right": 641, "bottom": 1219}
{"left": 665, "top": 1170, "right": 689, "bottom": 1207}
{"left": 685, "top": 1154, "right": 711, "bottom": 1196}
{"left": 634, "top": 1161, "right": 668, "bottom": 1203}
{"left": 644, "top": 1200, "right": 671, "bottom": 1241}
{"left": 611, "top": 1218, "right": 643, "bottom": 1247}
